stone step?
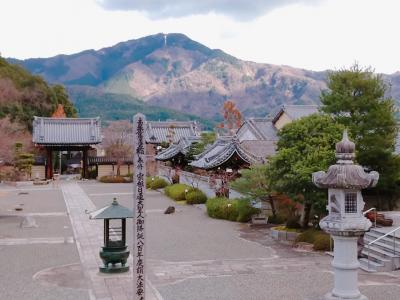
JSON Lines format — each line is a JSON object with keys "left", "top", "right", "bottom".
{"left": 369, "top": 228, "right": 400, "bottom": 239}
{"left": 363, "top": 237, "right": 400, "bottom": 256}
{"left": 360, "top": 249, "right": 391, "bottom": 265}
{"left": 361, "top": 244, "right": 400, "bottom": 260}
{"left": 359, "top": 257, "right": 385, "bottom": 272}
{"left": 365, "top": 231, "right": 400, "bottom": 248}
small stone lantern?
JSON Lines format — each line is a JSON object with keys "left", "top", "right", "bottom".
{"left": 89, "top": 198, "right": 133, "bottom": 273}
{"left": 312, "top": 131, "right": 379, "bottom": 300}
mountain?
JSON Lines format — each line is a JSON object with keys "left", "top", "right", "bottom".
{"left": 0, "top": 57, "right": 76, "bottom": 130}
{"left": 0, "top": 57, "right": 77, "bottom": 162}
{"left": 9, "top": 33, "right": 400, "bottom": 122}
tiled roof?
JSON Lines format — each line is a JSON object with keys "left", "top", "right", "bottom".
{"left": 88, "top": 156, "right": 132, "bottom": 165}
{"left": 271, "top": 105, "right": 320, "bottom": 123}
{"left": 237, "top": 118, "right": 278, "bottom": 141}
{"left": 145, "top": 121, "right": 199, "bottom": 144}
{"left": 190, "top": 137, "right": 264, "bottom": 170}
{"left": 155, "top": 136, "right": 200, "bottom": 161}
{"left": 32, "top": 117, "right": 102, "bottom": 145}
{"left": 240, "top": 140, "right": 276, "bottom": 159}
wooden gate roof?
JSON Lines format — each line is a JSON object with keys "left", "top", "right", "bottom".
{"left": 32, "top": 117, "right": 102, "bottom": 146}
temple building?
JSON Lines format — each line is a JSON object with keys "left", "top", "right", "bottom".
{"left": 155, "top": 136, "right": 200, "bottom": 169}
{"left": 189, "top": 137, "right": 264, "bottom": 172}
{"left": 32, "top": 116, "right": 102, "bottom": 179}
{"left": 144, "top": 121, "right": 199, "bottom": 175}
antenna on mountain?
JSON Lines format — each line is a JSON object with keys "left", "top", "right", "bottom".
{"left": 164, "top": 34, "right": 167, "bottom": 47}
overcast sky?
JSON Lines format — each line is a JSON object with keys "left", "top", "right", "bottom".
{"left": 1, "top": 0, "right": 399, "bottom": 73}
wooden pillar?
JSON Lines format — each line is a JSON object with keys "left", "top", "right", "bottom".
{"left": 46, "top": 148, "right": 53, "bottom": 179}
{"left": 82, "top": 148, "right": 88, "bottom": 179}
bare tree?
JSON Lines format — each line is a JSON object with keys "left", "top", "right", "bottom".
{"left": 102, "top": 121, "right": 133, "bottom": 176}
{"left": 0, "top": 117, "right": 32, "bottom": 163}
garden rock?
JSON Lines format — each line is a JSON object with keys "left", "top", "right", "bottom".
{"left": 164, "top": 206, "right": 175, "bottom": 214}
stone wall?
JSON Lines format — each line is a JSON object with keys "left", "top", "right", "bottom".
{"left": 31, "top": 165, "right": 45, "bottom": 180}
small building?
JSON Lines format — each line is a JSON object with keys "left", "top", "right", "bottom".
{"left": 88, "top": 156, "right": 133, "bottom": 178}
{"left": 32, "top": 117, "right": 102, "bottom": 179}
{"left": 271, "top": 104, "right": 319, "bottom": 130}
{"left": 145, "top": 121, "right": 199, "bottom": 175}
{"left": 236, "top": 117, "right": 278, "bottom": 142}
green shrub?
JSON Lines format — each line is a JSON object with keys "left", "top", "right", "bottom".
{"left": 295, "top": 229, "right": 332, "bottom": 251}
{"left": 286, "top": 216, "right": 301, "bottom": 229}
{"left": 164, "top": 184, "right": 193, "bottom": 201}
{"left": 268, "top": 214, "right": 287, "bottom": 225}
{"left": 206, "top": 197, "right": 260, "bottom": 223}
{"left": 235, "top": 199, "right": 259, "bottom": 222}
{"left": 313, "top": 234, "right": 332, "bottom": 251}
{"left": 146, "top": 177, "right": 169, "bottom": 190}
{"left": 295, "top": 229, "right": 319, "bottom": 244}
{"left": 186, "top": 189, "right": 207, "bottom": 204}
{"left": 99, "top": 176, "right": 130, "bottom": 183}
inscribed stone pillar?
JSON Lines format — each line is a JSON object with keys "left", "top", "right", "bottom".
{"left": 133, "top": 113, "right": 146, "bottom": 300}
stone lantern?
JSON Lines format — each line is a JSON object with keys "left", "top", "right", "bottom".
{"left": 312, "top": 131, "right": 379, "bottom": 300}
{"left": 89, "top": 198, "right": 133, "bottom": 273}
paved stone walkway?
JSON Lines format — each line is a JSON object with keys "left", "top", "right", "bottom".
{"left": 61, "top": 181, "right": 160, "bottom": 300}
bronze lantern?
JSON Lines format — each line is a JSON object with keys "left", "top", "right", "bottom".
{"left": 89, "top": 198, "right": 133, "bottom": 273}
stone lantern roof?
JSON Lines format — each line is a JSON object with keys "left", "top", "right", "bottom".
{"left": 312, "top": 130, "right": 379, "bottom": 189}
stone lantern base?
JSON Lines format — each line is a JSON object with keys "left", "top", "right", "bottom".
{"left": 325, "top": 235, "right": 368, "bottom": 300}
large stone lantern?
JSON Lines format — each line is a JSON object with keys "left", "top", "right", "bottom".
{"left": 89, "top": 198, "right": 133, "bottom": 273}
{"left": 312, "top": 131, "right": 379, "bottom": 300}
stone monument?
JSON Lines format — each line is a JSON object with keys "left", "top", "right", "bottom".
{"left": 312, "top": 130, "right": 379, "bottom": 300}
{"left": 133, "top": 113, "right": 146, "bottom": 300}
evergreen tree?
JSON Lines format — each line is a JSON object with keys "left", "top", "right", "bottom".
{"left": 267, "top": 114, "right": 344, "bottom": 227}
{"left": 14, "top": 142, "right": 34, "bottom": 179}
{"left": 321, "top": 64, "right": 400, "bottom": 209}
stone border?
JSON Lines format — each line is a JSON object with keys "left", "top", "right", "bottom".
{"left": 271, "top": 227, "right": 300, "bottom": 241}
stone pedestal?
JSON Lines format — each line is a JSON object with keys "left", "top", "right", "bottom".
{"left": 325, "top": 235, "right": 367, "bottom": 300}
{"left": 312, "top": 131, "right": 379, "bottom": 300}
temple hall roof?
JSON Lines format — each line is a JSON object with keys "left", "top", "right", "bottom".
{"left": 189, "top": 137, "right": 264, "bottom": 170}
{"left": 145, "top": 121, "right": 199, "bottom": 144}
{"left": 155, "top": 136, "right": 200, "bottom": 161}
{"left": 32, "top": 117, "right": 102, "bottom": 146}
{"left": 237, "top": 118, "right": 278, "bottom": 141}
{"left": 271, "top": 105, "right": 320, "bottom": 124}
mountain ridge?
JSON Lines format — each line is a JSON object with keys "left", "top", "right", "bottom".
{"left": 8, "top": 33, "right": 400, "bottom": 122}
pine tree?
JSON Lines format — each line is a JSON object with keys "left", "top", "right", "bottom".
{"left": 321, "top": 64, "right": 400, "bottom": 209}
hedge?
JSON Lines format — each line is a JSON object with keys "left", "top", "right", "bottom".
{"left": 206, "top": 197, "right": 260, "bottom": 223}
{"left": 164, "top": 184, "right": 193, "bottom": 201}
{"left": 185, "top": 189, "right": 207, "bottom": 204}
{"left": 146, "top": 177, "right": 169, "bottom": 190}
{"left": 99, "top": 175, "right": 132, "bottom": 183}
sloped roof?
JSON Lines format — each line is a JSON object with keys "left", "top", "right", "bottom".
{"left": 240, "top": 140, "right": 276, "bottom": 159}
{"left": 189, "top": 137, "right": 264, "bottom": 170}
{"left": 88, "top": 156, "right": 133, "bottom": 166}
{"left": 145, "top": 121, "right": 199, "bottom": 144}
{"left": 89, "top": 199, "right": 133, "bottom": 219}
{"left": 237, "top": 118, "right": 278, "bottom": 141}
{"left": 155, "top": 136, "right": 200, "bottom": 161}
{"left": 32, "top": 117, "right": 102, "bottom": 145}
{"left": 271, "top": 105, "right": 320, "bottom": 124}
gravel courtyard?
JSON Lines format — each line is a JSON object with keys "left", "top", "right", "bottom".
{"left": 1, "top": 180, "right": 400, "bottom": 300}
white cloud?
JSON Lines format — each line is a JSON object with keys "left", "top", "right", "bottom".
{"left": 0, "top": 0, "right": 399, "bottom": 73}
{"left": 95, "top": 0, "right": 322, "bottom": 21}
